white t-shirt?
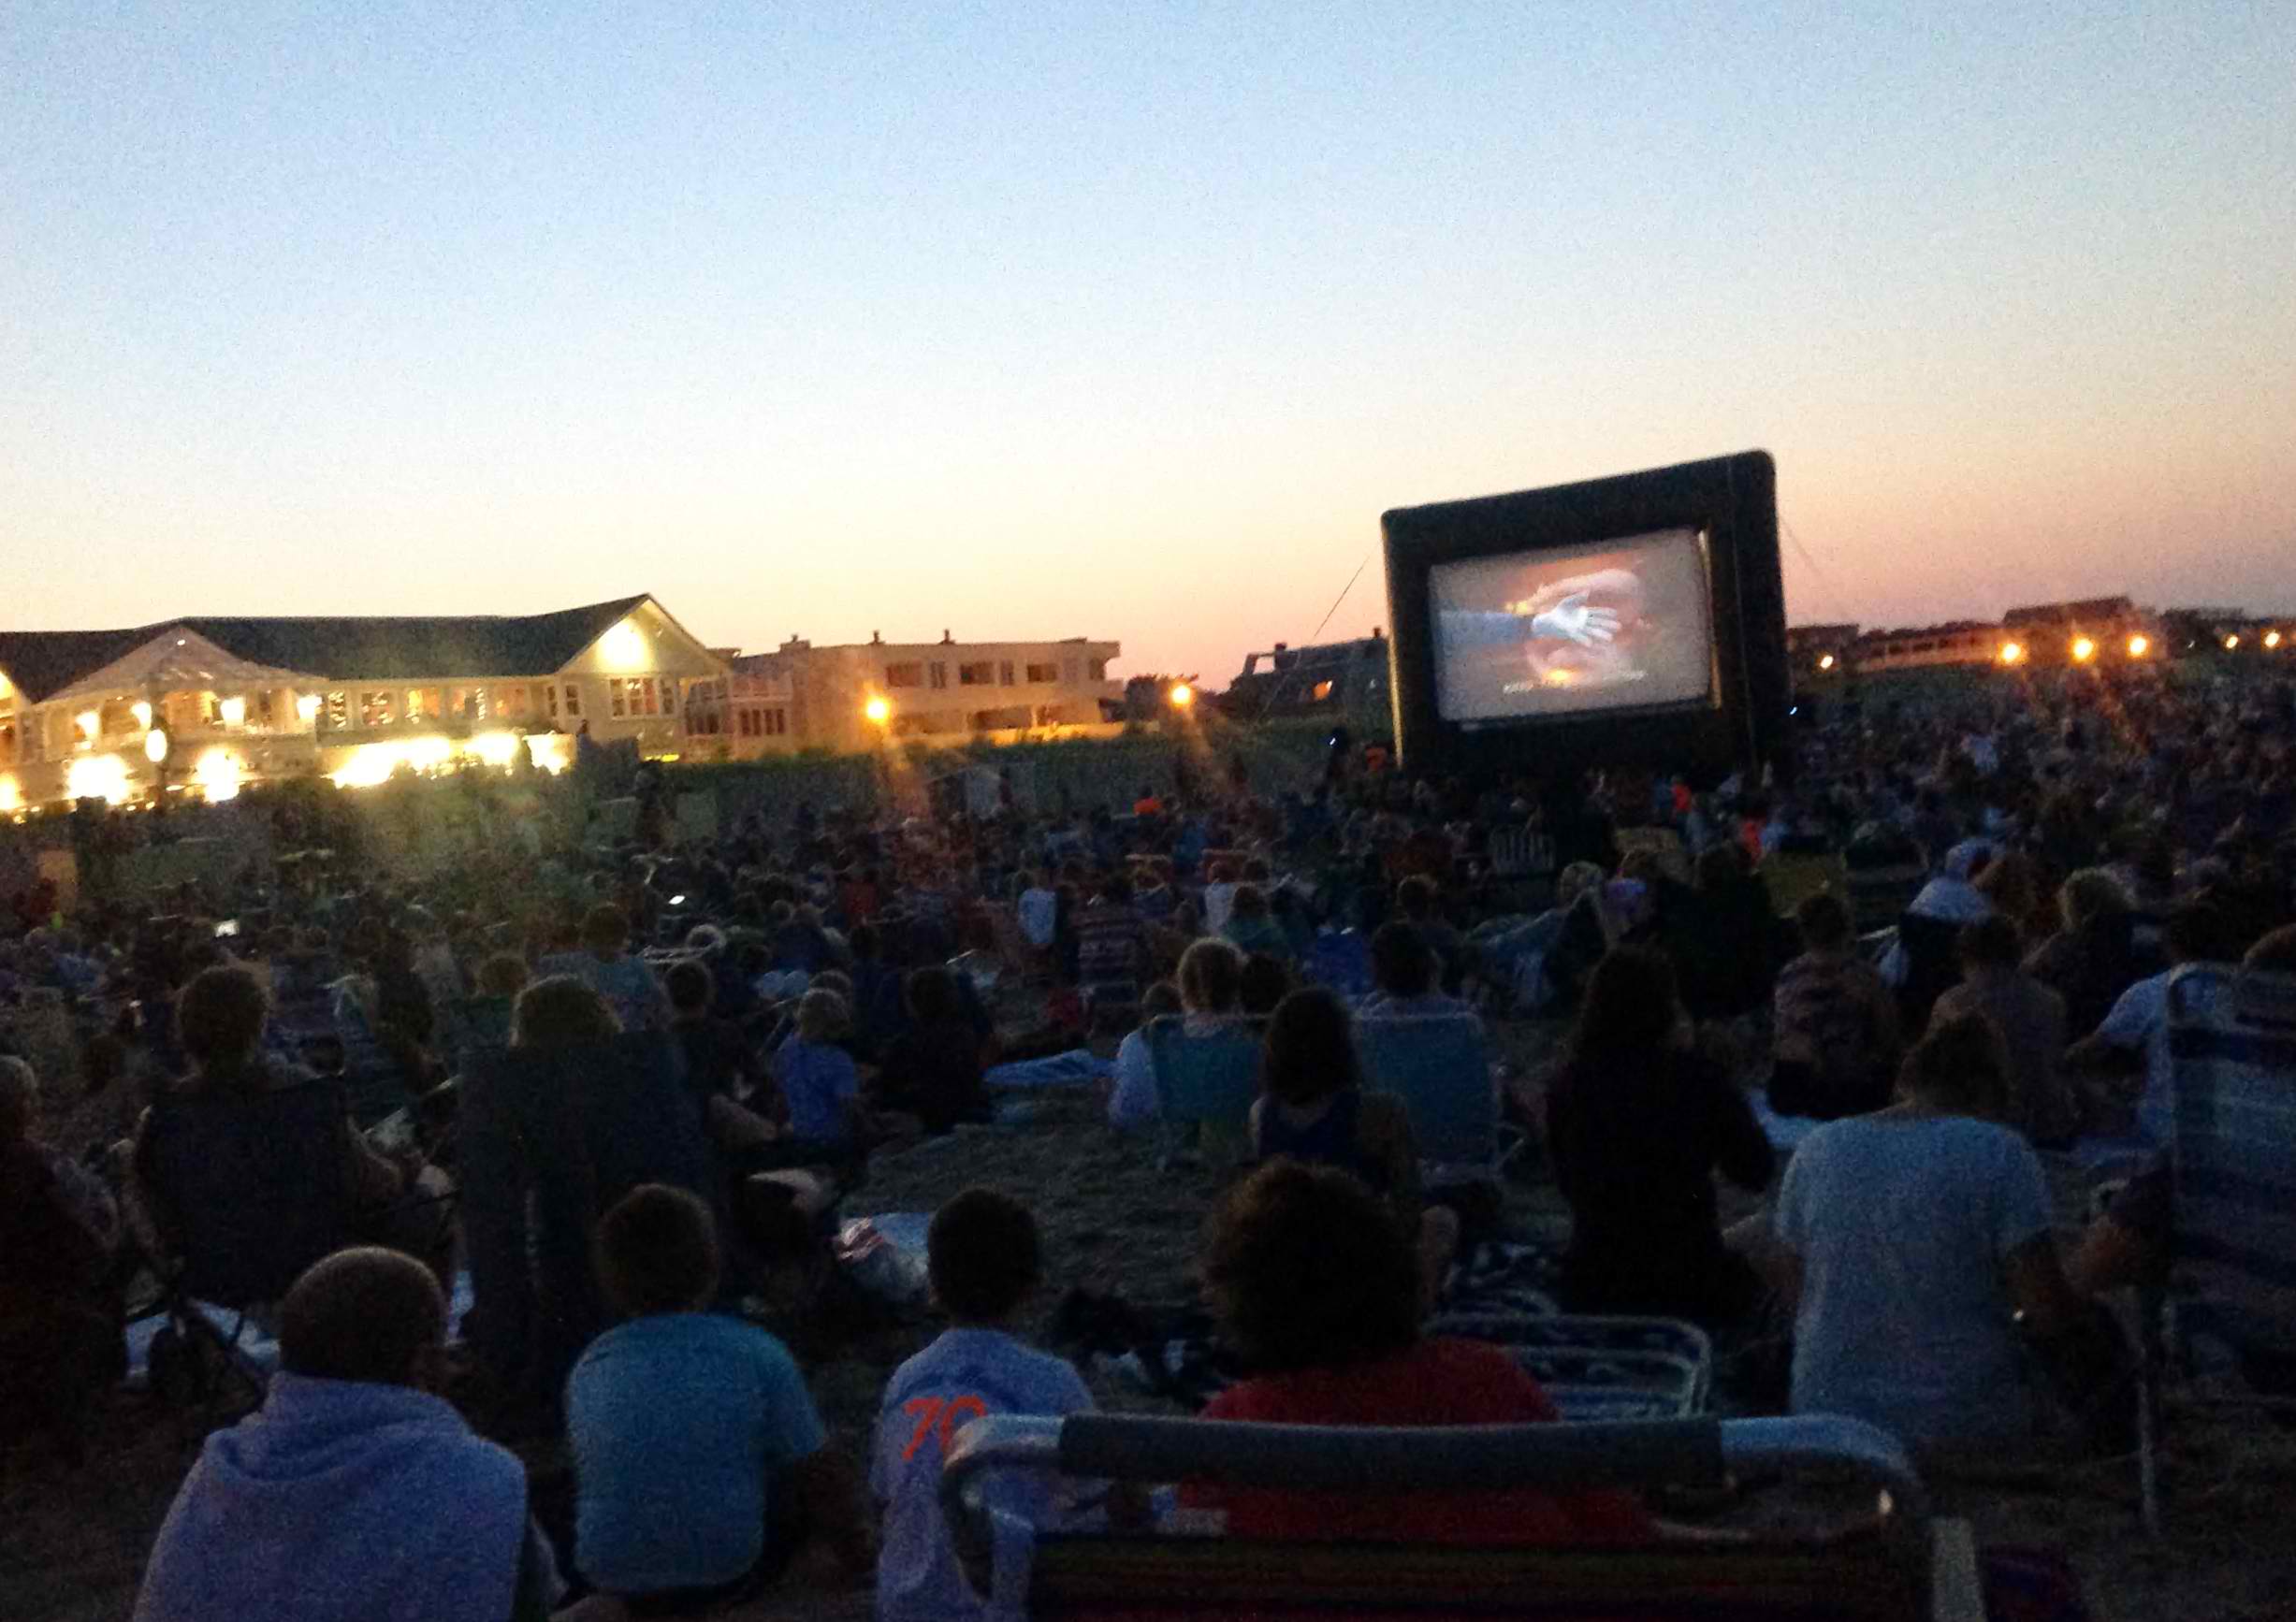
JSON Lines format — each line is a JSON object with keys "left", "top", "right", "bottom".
{"left": 1775, "top": 1114, "right": 2055, "bottom": 1451}
{"left": 1017, "top": 890, "right": 1058, "bottom": 949}
{"left": 1199, "top": 882, "right": 1239, "bottom": 936}
{"left": 2095, "top": 969, "right": 2220, "bottom": 1145}
{"left": 1106, "top": 1029, "right": 1159, "bottom": 1130}
{"left": 872, "top": 1328, "right": 1095, "bottom": 1622}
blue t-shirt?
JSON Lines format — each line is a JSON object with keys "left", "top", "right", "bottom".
{"left": 1775, "top": 1114, "right": 2055, "bottom": 1450}
{"left": 774, "top": 1038, "right": 859, "bottom": 1144}
{"left": 871, "top": 1328, "right": 1095, "bottom": 1622}
{"left": 567, "top": 1313, "right": 825, "bottom": 1595}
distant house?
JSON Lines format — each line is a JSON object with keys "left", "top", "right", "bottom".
{"left": 0, "top": 594, "right": 724, "bottom": 809}
{"left": 1223, "top": 632, "right": 1392, "bottom": 730}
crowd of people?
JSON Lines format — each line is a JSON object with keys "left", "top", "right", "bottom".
{"left": 1, "top": 660, "right": 2292, "bottom": 1618}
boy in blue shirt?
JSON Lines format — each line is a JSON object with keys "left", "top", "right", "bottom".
{"left": 567, "top": 1184, "right": 872, "bottom": 1611}
{"left": 871, "top": 1189, "right": 1141, "bottom": 1621}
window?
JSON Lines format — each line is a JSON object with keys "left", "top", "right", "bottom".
{"left": 885, "top": 662, "right": 923, "bottom": 688}
{"left": 611, "top": 683, "right": 626, "bottom": 717}
{"left": 763, "top": 708, "right": 787, "bottom": 736}
{"left": 360, "top": 690, "right": 396, "bottom": 728}
{"left": 929, "top": 662, "right": 948, "bottom": 689}
{"left": 959, "top": 661, "right": 994, "bottom": 686}
{"left": 661, "top": 682, "right": 676, "bottom": 713}
{"left": 325, "top": 691, "right": 347, "bottom": 730}
{"left": 1025, "top": 661, "right": 1057, "bottom": 683}
{"left": 564, "top": 684, "right": 582, "bottom": 718}
{"left": 498, "top": 686, "right": 529, "bottom": 719}
{"left": 545, "top": 685, "right": 560, "bottom": 719}
{"left": 1000, "top": 660, "right": 1015, "bottom": 686}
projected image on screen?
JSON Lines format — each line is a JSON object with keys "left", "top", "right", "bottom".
{"left": 1431, "top": 527, "right": 1714, "bottom": 723}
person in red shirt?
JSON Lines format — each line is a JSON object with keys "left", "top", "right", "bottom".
{"left": 1184, "top": 1161, "right": 1651, "bottom": 1545}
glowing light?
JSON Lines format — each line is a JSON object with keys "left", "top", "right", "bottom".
{"left": 297, "top": 693, "right": 322, "bottom": 721}
{"left": 1817, "top": 654, "right": 1837, "bottom": 672}
{"left": 2070, "top": 638, "right": 2096, "bottom": 664}
{"left": 65, "top": 754, "right": 134, "bottom": 805}
{"left": 523, "top": 734, "right": 571, "bottom": 774}
{"left": 467, "top": 731, "right": 521, "bottom": 769}
{"left": 2126, "top": 634, "right": 2149, "bottom": 658}
{"left": 1543, "top": 668, "right": 1577, "bottom": 686}
{"left": 1169, "top": 683, "right": 1195, "bottom": 708}
{"left": 195, "top": 748, "right": 243, "bottom": 803}
{"left": 0, "top": 775, "right": 20, "bottom": 813}
{"left": 2267, "top": 630, "right": 2284, "bottom": 650}
{"left": 219, "top": 696, "right": 245, "bottom": 728}
{"left": 75, "top": 710, "right": 100, "bottom": 742}
{"left": 329, "top": 734, "right": 456, "bottom": 789}
{"left": 2225, "top": 634, "right": 2241, "bottom": 651}
{"left": 864, "top": 695, "right": 892, "bottom": 725}
{"left": 600, "top": 619, "right": 647, "bottom": 669}
{"left": 1998, "top": 642, "right": 2026, "bottom": 666}
{"left": 143, "top": 729, "right": 170, "bottom": 764}
{"left": 669, "top": 894, "right": 688, "bottom": 907}
{"left": 131, "top": 701, "right": 153, "bottom": 729}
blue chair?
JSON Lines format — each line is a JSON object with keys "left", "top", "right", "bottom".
{"left": 1144, "top": 1016, "right": 1263, "bottom": 1166}
{"left": 1303, "top": 930, "right": 1373, "bottom": 998}
{"left": 2140, "top": 963, "right": 2296, "bottom": 1532}
{"left": 1353, "top": 1013, "right": 1498, "bottom": 1172}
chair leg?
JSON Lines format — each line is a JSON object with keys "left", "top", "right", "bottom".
{"left": 2138, "top": 1366, "right": 2162, "bottom": 1537}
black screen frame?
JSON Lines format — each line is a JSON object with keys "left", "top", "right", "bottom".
{"left": 1382, "top": 450, "right": 1786, "bottom": 785}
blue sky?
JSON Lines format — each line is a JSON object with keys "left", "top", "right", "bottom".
{"left": 6, "top": 2, "right": 2291, "bottom": 682}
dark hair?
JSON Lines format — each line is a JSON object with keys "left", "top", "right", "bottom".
{"left": 1140, "top": 980, "right": 1184, "bottom": 1020}
{"left": 1238, "top": 953, "right": 1292, "bottom": 1015}
{"left": 1261, "top": 987, "right": 1358, "bottom": 1108}
{"left": 1795, "top": 891, "right": 1853, "bottom": 950}
{"left": 596, "top": 1184, "right": 720, "bottom": 1317}
{"left": 512, "top": 975, "right": 621, "bottom": 1050}
{"left": 1202, "top": 1161, "right": 1418, "bottom": 1374}
{"left": 2163, "top": 902, "right": 2231, "bottom": 965}
{"left": 1228, "top": 883, "right": 1269, "bottom": 920}
{"left": 1097, "top": 871, "right": 1134, "bottom": 905}
{"left": 475, "top": 952, "right": 530, "bottom": 999}
{"left": 2245, "top": 925, "right": 2296, "bottom": 976}
{"left": 279, "top": 1247, "right": 444, "bottom": 1385}
{"left": 1957, "top": 912, "right": 2022, "bottom": 968}
{"left": 665, "top": 958, "right": 712, "bottom": 1012}
{"left": 905, "top": 964, "right": 962, "bottom": 1023}
{"left": 581, "top": 903, "right": 631, "bottom": 953}
{"left": 848, "top": 921, "right": 881, "bottom": 961}
{"left": 179, "top": 964, "right": 270, "bottom": 1073}
{"left": 1178, "top": 938, "right": 1244, "bottom": 1013}
{"left": 1898, "top": 1010, "right": 2010, "bottom": 1118}
{"left": 1369, "top": 921, "right": 1434, "bottom": 997}
{"left": 1567, "top": 947, "right": 1678, "bottom": 1071}
{"left": 927, "top": 1188, "right": 1041, "bottom": 1323}
{"left": 1395, "top": 875, "right": 1436, "bottom": 920}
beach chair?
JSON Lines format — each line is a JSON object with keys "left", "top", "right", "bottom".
{"left": 1144, "top": 1017, "right": 1263, "bottom": 1168}
{"left": 1429, "top": 1313, "right": 1714, "bottom": 1421}
{"left": 941, "top": 1412, "right": 1989, "bottom": 1620}
{"left": 137, "top": 1078, "right": 356, "bottom": 1401}
{"left": 1353, "top": 1013, "right": 1503, "bottom": 1176}
{"left": 2136, "top": 963, "right": 2296, "bottom": 1534}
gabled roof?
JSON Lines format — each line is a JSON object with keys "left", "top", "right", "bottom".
{"left": 0, "top": 595, "right": 653, "bottom": 705}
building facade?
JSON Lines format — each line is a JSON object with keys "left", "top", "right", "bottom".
{"left": 0, "top": 595, "right": 726, "bottom": 810}
{"left": 685, "top": 634, "right": 1122, "bottom": 757}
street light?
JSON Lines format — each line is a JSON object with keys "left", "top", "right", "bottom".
{"left": 2267, "top": 630, "right": 2285, "bottom": 650}
{"left": 2126, "top": 634, "right": 2149, "bottom": 659}
{"left": 2225, "top": 634, "right": 2241, "bottom": 651}
{"left": 864, "top": 695, "right": 891, "bottom": 726}
{"left": 144, "top": 729, "right": 169, "bottom": 764}
{"left": 1817, "top": 654, "right": 1836, "bottom": 672}
{"left": 2070, "top": 637, "right": 2096, "bottom": 664}
{"left": 1169, "top": 682, "right": 1194, "bottom": 708}
{"left": 1998, "top": 641, "right": 2026, "bottom": 666}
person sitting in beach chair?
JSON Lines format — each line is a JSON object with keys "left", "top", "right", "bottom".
{"left": 1184, "top": 1160, "right": 1651, "bottom": 1544}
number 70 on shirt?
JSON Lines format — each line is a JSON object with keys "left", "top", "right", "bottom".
{"left": 901, "top": 1395, "right": 989, "bottom": 1461}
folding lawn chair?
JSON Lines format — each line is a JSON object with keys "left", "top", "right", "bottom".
{"left": 1144, "top": 1016, "right": 1263, "bottom": 1169}
{"left": 2135, "top": 962, "right": 2296, "bottom": 1534}
{"left": 1428, "top": 1313, "right": 1714, "bottom": 1422}
{"left": 942, "top": 1412, "right": 1993, "bottom": 1620}
{"left": 1352, "top": 1013, "right": 1509, "bottom": 1179}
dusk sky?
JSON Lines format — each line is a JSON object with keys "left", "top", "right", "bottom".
{"left": 6, "top": 3, "right": 2291, "bottom": 686}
